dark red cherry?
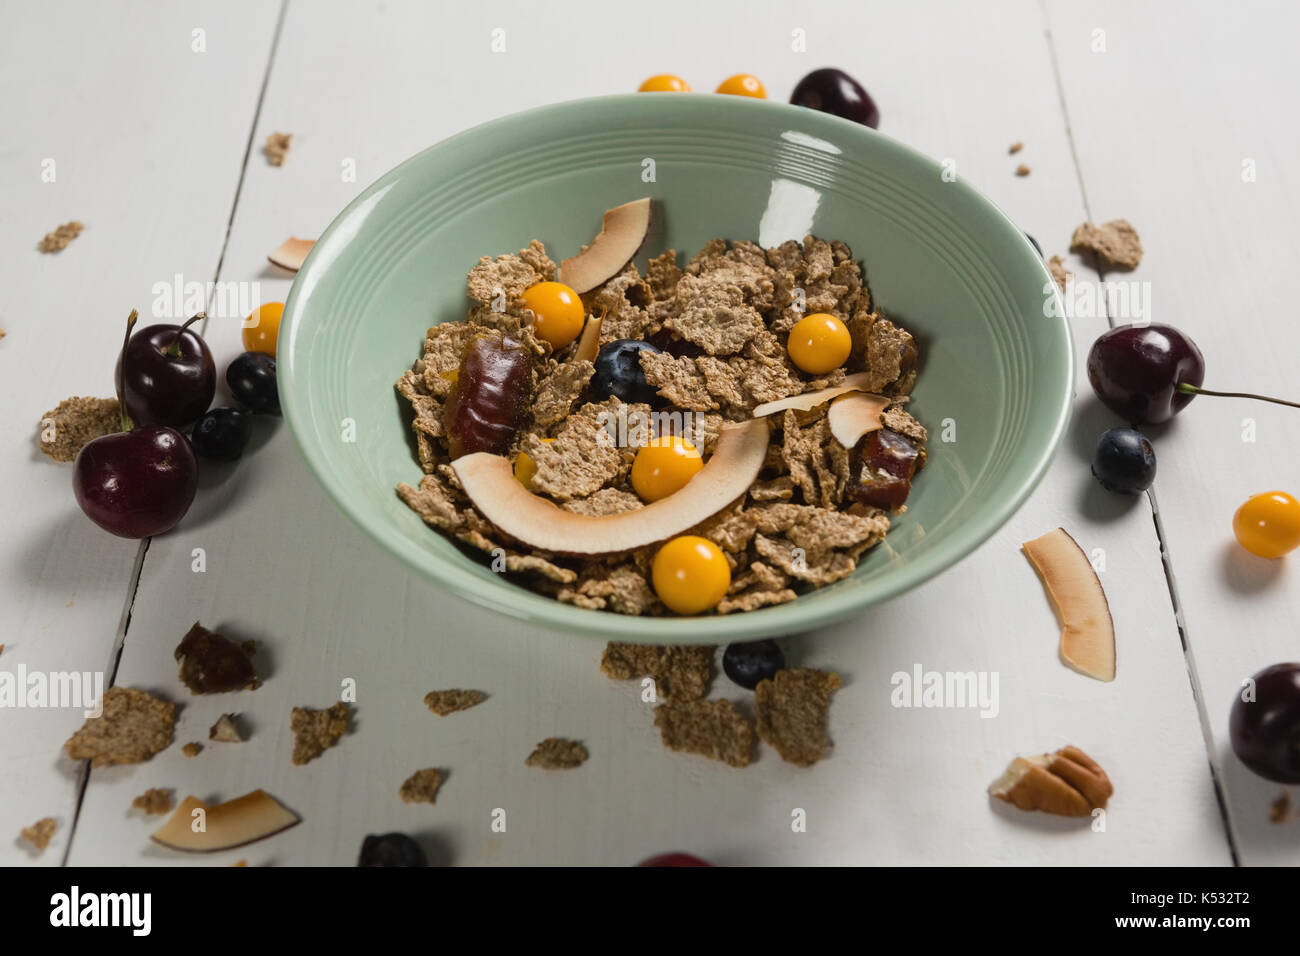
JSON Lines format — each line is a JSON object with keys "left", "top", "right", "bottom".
{"left": 790, "top": 68, "right": 880, "bottom": 128}
{"left": 1086, "top": 323, "right": 1205, "bottom": 424}
{"left": 73, "top": 426, "right": 198, "bottom": 538}
{"left": 1229, "top": 663, "right": 1300, "bottom": 783}
{"left": 117, "top": 314, "right": 215, "bottom": 427}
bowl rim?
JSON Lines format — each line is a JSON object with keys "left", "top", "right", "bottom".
{"left": 279, "top": 92, "right": 1073, "bottom": 642}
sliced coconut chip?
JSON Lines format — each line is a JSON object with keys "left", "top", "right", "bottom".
{"left": 267, "top": 237, "right": 315, "bottom": 272}
{"left": 559, "top": 198, "right": 652, "bottom": 293}
{"left": 1022, "top": 528, "right": 1116, "bottom": 681}
{"left": 827, "top": 393, "right": 891, "bottom": 447}
{"left": 453, "top": 419, "right": 768, "bottom": 555}
{"left": 150, "top": 789, "right": 300, "bottom": 852}
{"left": 572, "top": 313, "right": 604, "bottom": 364}
{"left": 751, "top": 373, "right": 877, "bottom": 418}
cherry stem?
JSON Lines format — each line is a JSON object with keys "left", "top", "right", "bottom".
{"left": 117, "top": 310, "right": 139, "bottom": 432}
{"left": 1177, "top": 382, "right": 1300, "bottom": 411}
{"left": 164, "top": 312, "right": 205, "bottom": 358}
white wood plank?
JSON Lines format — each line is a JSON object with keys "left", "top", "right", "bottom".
{"left": 0, "top": 0, "right": 280, "bottom": 864}
{"left": 1045, "top": 0, "right": 1300, "bottom": 864}
{"left": 68, "top": 0, "right": 1225, "bottom": 865}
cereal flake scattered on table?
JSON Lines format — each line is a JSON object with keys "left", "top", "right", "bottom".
{"left": 38, "top": 221, "right": 83, "bottom": 253}
{"left": 399, "top": 768, "right": 444, "bottom": 805}
{"left": 423, "top": 689, "right": 487, "bottom": 716}
{"left": 525, "top": 737, "right": 588, "bottom": 769}
{"left": 64, "top": 686, "right": 176, "bottom": 767}
{"left": 653, "top": 699, "right": 756, "bottom": 768}
{"left": 290, "top": 702, "right": 350, "bottom": 765}
{"left": 20, "top": 817, "right": 57, "bottom": 851}
{"left": 754, "top": 668, "right": 843, "bottom": 767}
{"left": 1270, "top": 790, "right": 1291, "bottom": 824}
{"left": 37, "top": 396, "right": 120, "bottom": 462}
{"left": 1070, "top": 219, "right": 1143, "bottom": 270}
{"left": 181, "top": 742, "right": 203, "bottom": 758}
{"left": 132, "top": 788, "right": 173, "bottom": 815}
{"left": 1047, "top": 255, "right": 1073, "bottom": 291}
{"left": 600, "top": 642, "right": 713, "bottom": 700}
{"left": 265, "top": 131, "right": 292, "bottom": 166}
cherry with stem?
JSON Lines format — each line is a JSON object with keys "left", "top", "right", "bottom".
{"left": 1176, "top": 382, "right": 1300, "bottom": 410}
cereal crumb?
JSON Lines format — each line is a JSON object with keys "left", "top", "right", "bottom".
{"left": 1015, "top": 164, "right": 1031, "bottom": 177}
{"left": 290, "top": 702, "right": 350, "bottom": 765}
{"left": 38, "top": 396, "right": 120, "bottom": 462}
{"left": 1009, "top": 141, "right": 1024, "bottom": 154}
{"left": 181, "top": 741, "right": 202, "bottom": 758}
{"left": 1270, "top": 790, "right": 1291, "bottom": 824}
{"left": 64, "top": 686, "right": 176, "bottom": 767}
{"left": 423, "top": 689, "right": 487, "bottom": 716}
{"left": 265, "top": 132, "right": 292, "bottom": 166}
{"left": 209, "top": 713, "right": 244, "bottom": 742}
{"left": 754, "top": 668, "right": 843, "bottom": 766}
{"left": 1070, "top": 219, "right": 1143, "bottom": 270}
{"left": 399, "top": 768, "right": 444, "bottom": 804}
{"left": 653, "top": 699, "right": 755, "bottom": 767}
{"left": 526, "top": 737, "right": 588, "bottom": 769}
{"left": 38, "top": 221, "right": 83, "bottom": 253}
{"left": 132, "top": 788, "right": 173, "bottom": 815}
{"left": 20, "top": 817, "right": 56, "bottom": 851}
{"left": 1047, "top": 255, "right": 1073, "bottom": 291}
{"left": 600, "top": 642, "right": 713, "bottom": 700}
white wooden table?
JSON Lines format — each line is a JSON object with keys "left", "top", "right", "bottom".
{"left": 2, "top": 0, "right": 1294, "bottom": 866}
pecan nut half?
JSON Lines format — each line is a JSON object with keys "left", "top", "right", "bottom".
{"left": 989, "top": 745, "right": 1113, "bottom": 817}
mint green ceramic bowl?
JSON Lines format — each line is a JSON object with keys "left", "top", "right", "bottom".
{"left": 280, "top": 94, "right": 1071, "bottom": 643}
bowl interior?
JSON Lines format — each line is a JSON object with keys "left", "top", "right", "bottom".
{"left": 280, "top": 94, "right": 1071, "bottom": 642}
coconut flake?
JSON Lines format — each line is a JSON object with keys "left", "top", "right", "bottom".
{"left": 151, "top": 790, "right": 300, "bottom": 852}
{"left": 559, "top": 199, "right": 652, "bottom": 293}
{"left": 267, "top": 237, "right": 315, "bottom": 272}
{"left": 1022, "top": 528, "right": 1117, "bottom": 682}
{"left": 452, "top": 419, "right": 768, "bottom": 555}
{"left": 572, "top": 313, "right": 603, "bottom": 364}
{"left": 827, "top": 393, "right": 891, "bottom": 447}
{"left": 751, "top": 373, "right": 878, "bottom": 418}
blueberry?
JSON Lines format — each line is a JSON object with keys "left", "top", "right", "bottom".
{"left": 189, "top": 407, "right": 252, "bottom": 461}
{"left": 1091, "top": 427, "right": 1156, "bottom": 494}
{"left": 592, "top": 339, "right": 661, "bottom": 405}
{"left": 226, "top": 352, "right": 279, "bottom": 415}
{"left": 1025, "top": 232, "right": 1043, "bottom": 257}
{"left": 722, "top": 639, "right": 786, "bottom": 690}
{"left": 358, "top": 832, "right": 427, "bottom": 867}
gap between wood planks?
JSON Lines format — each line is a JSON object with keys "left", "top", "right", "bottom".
{"left": 58, "top": 0, "right": 291, "bottom": 867}
{"left": 1039, "top": 0, "right": 1239, "bottom": 865}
